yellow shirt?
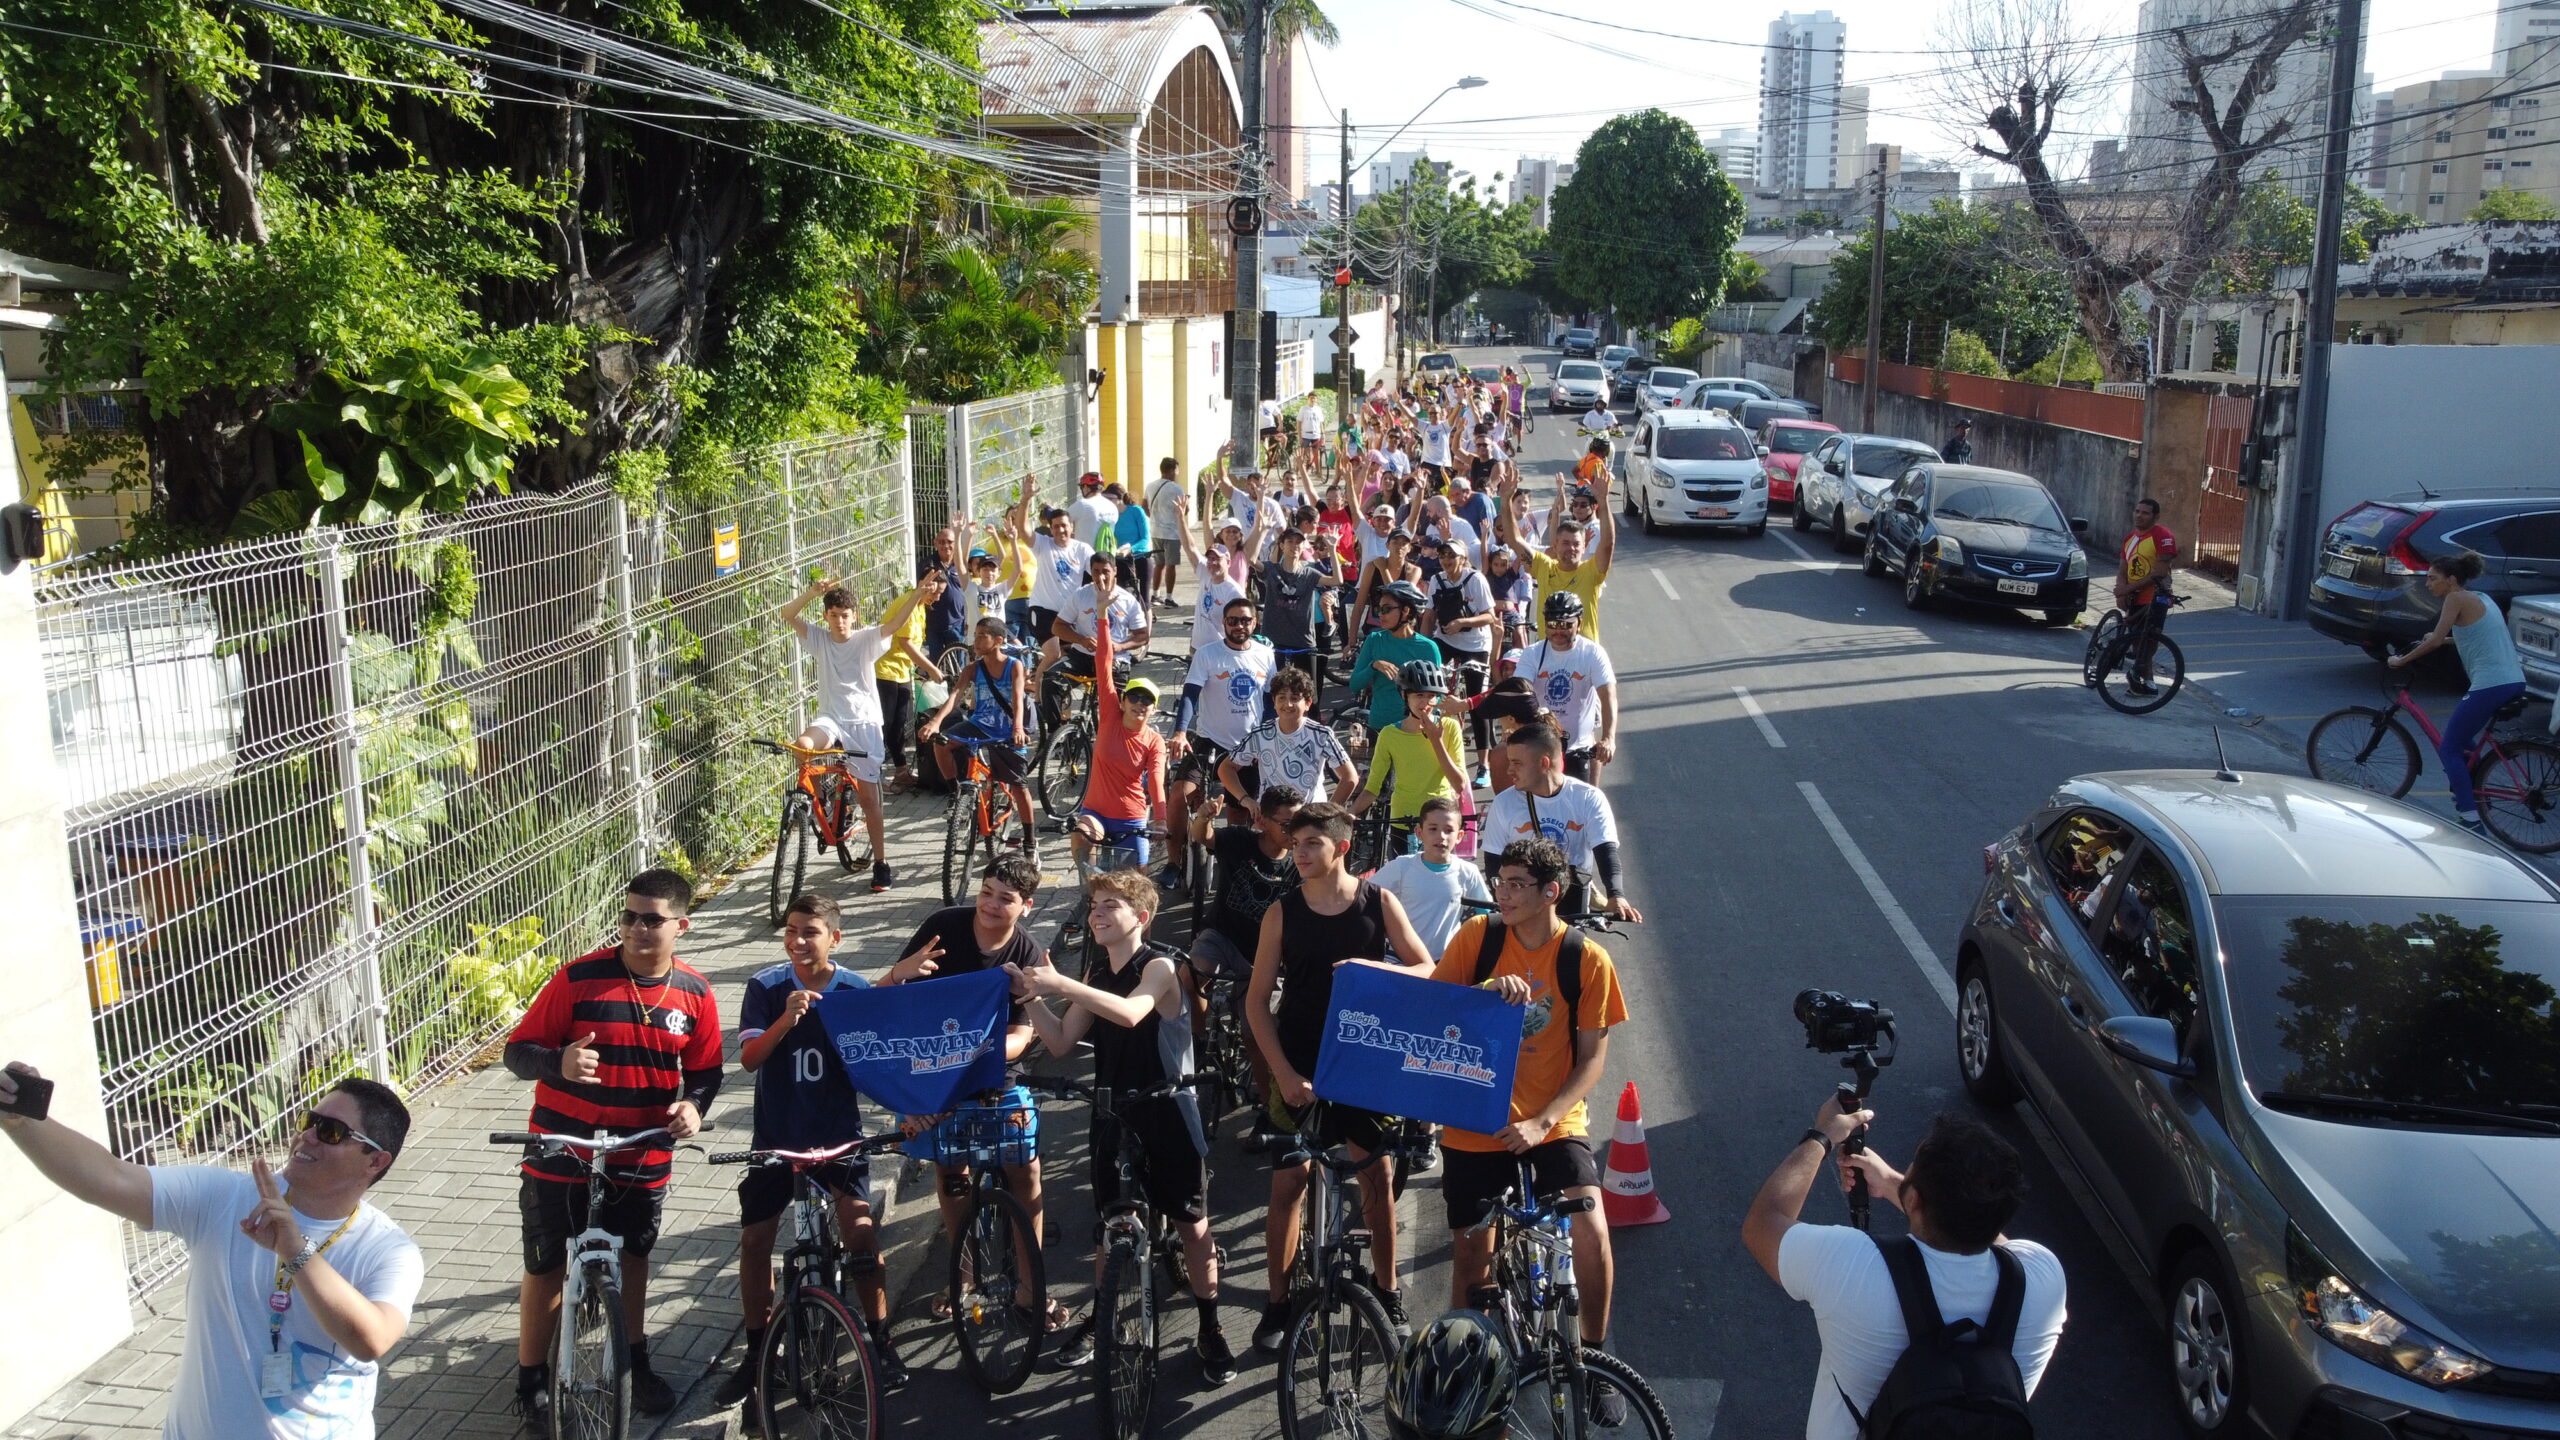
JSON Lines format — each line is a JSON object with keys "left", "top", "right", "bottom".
{"left": 1003, "top": 535, "right": 1036, "bottom": 601}
{"left": 1428, "top": 916, "right": 1627, "bottom": 1151}
{"left": 873, "top": 595, "right": 926, "bottom": 684}
{"left": 1528, "top": 551, "right": 1608, "bottom": 640}
{"left": 1362, "top": 716, "right": 1466, "bottom": 818}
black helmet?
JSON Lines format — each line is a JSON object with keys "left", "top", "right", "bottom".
{"left": 1387, "top": 1311, "right": 1516, "bottom": 1440}
{"left": 1397, "top": 659, "right": 1454, "bottom": 696}
{"left": 1379, "top": 580, "right": 1429, "bottom": 613}
{"left": 1542, "top": 589, "right": 1586, "bottom": 624}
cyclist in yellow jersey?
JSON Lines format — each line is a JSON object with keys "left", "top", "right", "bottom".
{"left": 1495, "top": 454, "right": 1615, "bottom": 642}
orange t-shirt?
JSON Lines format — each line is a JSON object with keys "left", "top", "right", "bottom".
{"left": 1427, "top": 916, "right": 1627, "bottom": 1152}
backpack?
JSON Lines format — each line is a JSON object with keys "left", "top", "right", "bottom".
{"left": 1470, "top": 919, "right": 1583, "bottom": 1021}
{"left": 1845, "top": 1235, "right": 2036, "bottom": 1440}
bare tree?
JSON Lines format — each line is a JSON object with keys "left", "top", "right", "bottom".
{"left": 1939, "top": 0, "right": 2328, "bottom": 380}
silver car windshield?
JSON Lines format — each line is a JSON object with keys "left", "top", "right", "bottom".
{"left": 2214, "top": 894, "right": 2560, "bottom": 1123}
{"left": 1558, "top": 363, "right": 1604, "bottom": 380}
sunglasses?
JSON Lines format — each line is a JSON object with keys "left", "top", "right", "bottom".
{"left": 304, "top": 1110, "right": 387, "bottom": 1153}
{"left": 619, "top": 910, "right": 678, "bottom": 930}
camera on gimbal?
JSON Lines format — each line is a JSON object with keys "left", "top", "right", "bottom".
{"left": 1794, "top": 989, "right": 1897, "bottom": 1228}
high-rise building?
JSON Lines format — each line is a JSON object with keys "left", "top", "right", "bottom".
{"left": 1701, "top": 128, "right": 1760, "bottom": 184}
{"left": 2496, "top": 0, "right": 2560, "bottom": 70}
{"left": 1370, "top": 151, "right": 1431, "bottom": 196}
{"left": 1509, "top": 156, "right": 1574, "bottom": 226}
{"left": 1758, "top": 12, "right": 1855, "bottom": 194}
{"left": 2123, "top": 0, "right": 2364, "bottom": 199}
{"left": 2378, "top": 49, "right": 2560, "bottom": 221}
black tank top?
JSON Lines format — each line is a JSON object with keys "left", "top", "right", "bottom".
{"left": 1273, "top": 880, "right": 1390, "bottom": 1074}
{"left": 1085, "top": 943, "right": 1205, "bottom": 1151}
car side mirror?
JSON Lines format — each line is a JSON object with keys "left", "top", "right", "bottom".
{"left": 1893, "top": 496, "right": 1918, "bottom": 514}
{"left": 1826, "top": 458, "right": 1846, "bottom": 475}
{"left": 1756, "top": 444, "right": 1771, "bottom": 457}
{"left": 2069, "top": 516, "right": 2091, "bottom": 537}
{"left": 2096, "top": 1016, "right": 2195, "bottom": 1078}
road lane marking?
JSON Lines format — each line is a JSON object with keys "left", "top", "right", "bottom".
{"left": 1652, "top": 567, "right": 1680, "bottom": 600}
{"left": 1732, "top": 686, "right": 1786, "bottom": 748}
{"left": 1798, "top": 781, "right": 1959, "bottom": 1015}
{"left": 1771, "top": 531, "right": 1833, "bottom": 573}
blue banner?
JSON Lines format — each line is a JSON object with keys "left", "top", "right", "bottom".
{"left": 1313, "top": 964, "right": 1522, "bottom": 1134}
{"left": 815, "top": 969, "right": 1010, "bottom": 1116}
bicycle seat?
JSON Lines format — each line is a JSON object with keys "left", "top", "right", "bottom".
{"left": 2497, "top": 693, "right": 2533, "bottom": 723}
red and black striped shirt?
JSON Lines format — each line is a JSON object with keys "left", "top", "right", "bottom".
{"left": 507, "top": 947, "right": 724, "bottom": 1188}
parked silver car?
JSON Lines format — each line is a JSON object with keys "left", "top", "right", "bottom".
{"left": 1961, "top": 770, "right": 2560, "bottom": 1440}
{"left": 2515, "top": 593, "right": 2560, "bottom": 701}
{"left": 1794, "top": 433, "right": 1942, "bottom": 553}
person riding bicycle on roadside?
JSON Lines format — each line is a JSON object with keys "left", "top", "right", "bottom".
{"left": 1350, "top": 660, "right": 1470, "bottom": 840}
{"left": 1350, "top": 529, "right": 1428, "bottom": 641}
{"left": 1496, "top": 468, "right": 1615, "bottom": 642}
{"left": 1430, "top": 835, "right": 1629, "bottom": 1421}
{"left": 1225, "top": 665, "right": 1358, "bottom": 816}
{"left": 1483, "top": 721, "right": 1640, "bottom": 924}
{"left": 780, "top": 577, "right": 935, "bottom": 893}
{"left": 1579, "top": 401, "right": 1616, "bottom": 435}
{"left": 1348, "top": 582, "right": 1445, "bottom": 739}
{"left": 1063, "top": 608, "right": 1168, "bottom": 872}
{"left": 1257, "top": 526, "right": 1342, "bottom": 691}
{"left": 2114, "top": 497, "right": 2179, "bottom": 693}
{"left": 1011, "top": 869, "right": 1239, "bottom": 1385}
{"left": 1374, "top": 795, "right": 1492, "bottom": 962}
{"left": 2391, "top": 549, "right": 2532, "bottom": 837}
{"left": 917, "top": 614, "right": 1038, "bottom": 859}
{"left": 1518, "top": 592, "right": 1621, "bottom": 787}
{"left": 1167, "top": 596, "right": 1278, "bottom": 886}
{"left": 715, "top": 893, "right": 903, "bottom": 1413}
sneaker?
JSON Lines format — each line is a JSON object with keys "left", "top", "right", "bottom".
{"left": 1410, "top": 1137, "right": 1441, "bottom": 1175}
{"left": 1053, "top": 1314, "right": 1098, "bottom": 1367}
{"left": 1373, "top": 1285, "right": 1412, "bottom": 1341}
{"left": 873, "top": 1333, "right": 912, "bottom": 1390}
{"left": 871, "top": 861, "right": 895, "bottom": 893}
{"left": 514, "top": 1386, "right": 551, "bottom": 1434}
{"left": 630, "top": 1364, "right": 678, "bottom": 1417}
{"left": 1253, "top": 1300, "right": 1292, "bottom": 1353}
{"left": 1197, "top": 1325, "right": 1238, "bottom": 1386}
{"left": 2456, "top": 815, "right": 2492, "bottom": 837}
{"left": 2126, "top": 679, "right": 2158, "bottom": 696}
{"left": 712, "top": 1360, "right": 756, "bottom": 1409}
{"left": 1588, "top": 1375, "right": 1630, "bottom": 1428}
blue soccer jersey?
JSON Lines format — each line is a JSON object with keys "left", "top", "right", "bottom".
{"left": 738, "top": 962, "right": 871, "bottom": 1151}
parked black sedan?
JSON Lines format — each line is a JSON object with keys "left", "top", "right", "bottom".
{"left": 1610, "top": 357, "right": 1654, "bottom": 403}
{"left": 1862, "top": 462, "right": 2092, "bottom": 624}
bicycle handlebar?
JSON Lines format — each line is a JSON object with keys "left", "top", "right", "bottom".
{"left": 705, "top": 1133, "right": 905, "bottom": 1167}
{"left": 490, "top": 1127, "right": 677, "bottom": 1153}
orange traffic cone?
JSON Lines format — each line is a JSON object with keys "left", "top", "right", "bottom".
{"left": 1600, "top": 1081, "right": 1671, "bottom": 1227}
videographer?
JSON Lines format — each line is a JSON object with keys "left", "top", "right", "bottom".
{"left": 1742, "top": 1098, "right": 2067, "bottom": 1439}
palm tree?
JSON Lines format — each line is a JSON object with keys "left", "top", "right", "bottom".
{"left": 855, "top": 196, "right": 1098, "bottom": 404}
{"left": 1208, "top": 0, "right": 1339, "bottom": 53}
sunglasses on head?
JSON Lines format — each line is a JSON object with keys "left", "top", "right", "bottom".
{"left": 304, "top": 1110, "right": 387, "bottom": 1153}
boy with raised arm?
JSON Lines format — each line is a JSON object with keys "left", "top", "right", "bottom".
{"left": 779, "top": 575, "right": 934, "bottom": 892}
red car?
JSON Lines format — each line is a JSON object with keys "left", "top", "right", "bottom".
{"left": 1760, "top": 418, "right": 1841, "bottom": 505}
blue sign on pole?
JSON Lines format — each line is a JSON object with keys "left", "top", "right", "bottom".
{"left": 814, "top": 969, "right": 1010, "bottom": 1116}
{"left": 1313, "top": 964, "right": 1521, "bottom": 1134}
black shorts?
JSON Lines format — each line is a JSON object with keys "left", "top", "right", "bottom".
{"left": 1092, "top": 1101, "right": 1209, "bottom": 1226}
{"left": 520, "top": 1174, "right": 664, "bottom": 1274}
{"left": 1439, "top": 1137, "right": 1600, "bottom": 1231}
{"left": 1028, "top": 605, "right": 1061, "bottom": 643}
{"left": 1268, "top": 1094, "right": 1394, "bottom": 1169}
{"left": 1564, "top": 746, "right": 1596, "bottom": 782}
{"left": 1173, "top": 735, "right": 1232, "bottom": 788}
{"left": 738, "top": 1157, "right": 874, "bottom": 1228}
{"left": 1419, "top": 462, "right": 1449, "bottom": 487}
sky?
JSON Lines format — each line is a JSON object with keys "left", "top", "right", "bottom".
{"left": 1290, "top": 0, "right": 2514, "bottom": 195}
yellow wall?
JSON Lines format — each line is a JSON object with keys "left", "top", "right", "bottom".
{"left": 1093, "top": 323, "right": 1126, "bottom": 491}
{"left": 8, "top": 397, "right": 141, "bottom": 561}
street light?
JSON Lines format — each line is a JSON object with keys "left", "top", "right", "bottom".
{"left": 1355, "top": 77, "right": 1487, "bottom": 174}
{"left": 1357, "top": 78, "right": 1487, "bottom": 374}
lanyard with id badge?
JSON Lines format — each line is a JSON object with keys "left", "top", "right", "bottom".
{"left": 263, "top": 1212, "right": 357, "bottom": 1399}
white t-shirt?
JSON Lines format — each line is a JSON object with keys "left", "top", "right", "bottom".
{"left": 1421, "top": 423, "right": 1453, "bottom": 467}
{"left": 1583, "top": 406, "right": 1615, "bottom": 432}
{"left": 1030, "top": 534, "right": 1095, "bottom": 611}
{"left": 1430, "top": 568, "right": 1496, "bottom": 656}
{"left": 1191, "top": 573, "right": 1246, "bottom": 655}
{"left": 149, "top": 1166, "right": 425, "bottom": 1440}
{"left": 1427, "top": 514, "right": 1485, "bottom": 569}
{"left": 1147, "top": 477, "right": 1188, "bottom": 541}
{"left": 1358, "top": 523, "right": 1396, "bottom": 572}
{"left": 1374, "top": 853, "right": 1491, "bottom": 963}
{"left": 801, "top": 624, "right": 891, "bottom": 726}
{"left": 1385, "top": 449, "right": 1413, "bottom": 479}
{"left": 1779, "top": 1227, "right": 2068, "bottom": 1440}
{"left": 1522, "top": 637, "right": 1618, "bottom": 748}
{"left": 1183, "top": 640, "right": 1278, "bottom": 750}
{"left": 1069, "top": 494, "right": 1119, "bottom": 549}
{"left": 1260, "top": 398, "right": 1282, "bottom": 430}
{"left": 1299, "top": 407, "right": 1325, "bottom": 442}
{"left": 1235, "top": 717, "right": 1354, "bottom": 801}
{"left": 1061, "top": 584, "right": 1147, "bottom": 655}
{"left": 1482, "top": 776, "right": 1619, "bottom": 869}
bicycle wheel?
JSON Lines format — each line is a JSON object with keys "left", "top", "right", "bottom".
{"left": 758, "top": 1285, "right": 880, "bottom": 1440}
{"left": 1513, "top": 1349, "right": 1674, "bottom": 1440}
{"left": 831, "top": 774, "right": 873, "bottom": 873}
{"left": 2306, "top": 707, "right": 2421, "bottom": 798}
{"left": 768, "top": 795, "right": 812, "bottom": 928}
{"left": 1277, "top": 1280, "right": 1399, "bottom": 1440}
{"left": 942, "top": 782, "right": 978, "bottom": 905}
{"left": 1039, "top": 722, "right": 1093, "bottom": 821}
{"left": 1093, "top": 1234, "right": 1159, "bottom": 1440}
{"left": 553, "top": 1267, "right": 629, "bottom": 1440}
{"left": 2096, "top": 634, "right": 2184, "bottom": 715}
{"left": 2474, "top": 739, "right": 2560, "bottom": 853}
{"left": 2081, "top": 611, "right": 2123, "bottom": 689}
{"left": 1504, "top": 1336, "right": 1585, "bottom": 1440}
{"left": 950, "top": 1186, "right": 1047, "bottom": 1395}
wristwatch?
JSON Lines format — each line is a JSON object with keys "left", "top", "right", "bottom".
{"left": 1799, "top": 1128, "right": 1833, "bottom": 1156}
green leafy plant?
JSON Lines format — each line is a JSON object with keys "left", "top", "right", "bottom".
{"left": 449, "top": 916, "right": 561, "bottom": 1031}
{"left": 1937, "top": 329, "right": 2006, "bottom": 378}
{"left": 260, "top": 347, "right": 538, "bottom": 533}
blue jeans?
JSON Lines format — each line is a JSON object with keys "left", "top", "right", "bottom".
{"left": 2442, "top": 682, "right": 2528, "bottom": 815}
{"left": 1005, "top": 597, "right": 1035, "bottom": 646}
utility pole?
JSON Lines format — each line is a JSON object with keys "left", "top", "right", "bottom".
{"left": 1228, "top": 0, "right": 1269, "bottom": 478}
{"left": 1860, "top": 146, "right": 1887, "bottom": 433}
{"left": 1336, "top": 109, "right": 1355, "bottom": 420}
{"left": 2284, "top": 0, "right": 2366, "bottom": 619}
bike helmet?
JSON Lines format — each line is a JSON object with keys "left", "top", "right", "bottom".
{"left": 1386, "top": 1311, "right": 1516, "bottom": 1440}
{"left": 1379, "top": 580, "right": 1430, "bottom": 613}
{"left": 1397, "top": 659, "right": 1454, "bottom": 696}
{"left": 1542, "top": 589, "right": 1586, "bottom": 625}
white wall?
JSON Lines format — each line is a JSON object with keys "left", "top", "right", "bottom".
{"left": 2322, "top": 344, "right": 2560, "bottom": 516}
{"left": 0, "top": 346, "right": 132, "bottom": 1428}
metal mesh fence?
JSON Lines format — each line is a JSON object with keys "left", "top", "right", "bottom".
{"left": 955, "top": 385, "right": 1075, "bottom": 533}
{"left": 39, "top": 429, "right": 909, "bottom": 1296}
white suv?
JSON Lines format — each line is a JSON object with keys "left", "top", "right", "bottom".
{"left": 1624, "top": 410, "right": 1769, "bottom": 536}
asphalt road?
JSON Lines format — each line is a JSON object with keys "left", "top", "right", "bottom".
{"left": 712, "top": 344, "right": 2301, "bottom": 1440}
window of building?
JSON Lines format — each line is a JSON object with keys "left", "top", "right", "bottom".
{"left": 2487, "top": 160, "right": 2505, "bottom": 170}
{"left": 2433, "top": 162, "right": 2450, "bottom": 173}
{"left": 2436, "top": 130, "right": 2454, "bottom": 142}
{"left": 2514, "top": 159, "right": 2535, "bottom": 167}
{"left": 2525, "top": 98, "right": 2543, "bottom": 107}
{"left": 2520, "top": 128, "right": 2540, "bottom": 137}
{"left": 2428, "top": 193, "right": 2447, "bottom": 205}
{"left": 2489, "top": 127, "right": 2509, "bottom": 138}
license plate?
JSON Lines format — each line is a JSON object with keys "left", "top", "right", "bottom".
{"left": 1695, "top": 507, "right": 1732, "bottom": 519}
{"left": 2326, "top": 556, "right": 2357, "bottom": 578}
{"left": 1996, "top": 578, "right": 2040, "bottom": 596}
{"left": 2523, "top": 624, "right": 2557, "bottom": 655}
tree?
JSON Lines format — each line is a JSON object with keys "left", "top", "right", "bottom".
{"left": 1547, "top": 110, "right": 1746, "bottom": 324}
{"left": 1936, "top": 0, "right": 2329, "bottom": 379}
{"left": 1809, "top": 201, "right": 2077, "bottom": 371}
{"left": 1794, "top": 209, "right": 1840, "bottom": 232}
{"left": 1338, "top": 164, "right": 1537, "bottom": 339}
{"left": 1210, "top": 0, "right": 1340, "bottom": 51}
{"left": 2468, "top": 187, "right": 2560, "bottom": 221}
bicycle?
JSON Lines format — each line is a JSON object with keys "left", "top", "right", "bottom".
{"left": 2305, "top": 657, "right": 2560, "bottom": 851}
{"left": 1037, "top": 670, "right": 1100, "bottom": 822}
{"left": 1274, "top": 1109, "right": 1429, "bottom": 1440}
{"left": 1468, "top": 1160, "right": 1675, "bottom": 1440}
{"left": 488, "top": 1126, "right": 678, "bottom": 1440}
{"left": 708, "top": 1133, "right": 907, "bottom": 1440}
{"left": 933, "top": 1090, "right": 1051, "bottom": 1394}
{"left": 752, "top": 739, "right": 875, "bottom": 926}
{"left": 2081, "top": 596, "right": 2187, "bottom": 715}
{"left": 940, "top": 735, "right": 1030, "bottom": 904}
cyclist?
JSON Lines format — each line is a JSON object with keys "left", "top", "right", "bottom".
{"left": 2113, "top": 496, "right": 2179, "bottom": 692}
{"left": 1495, "top": 467, "right": 1616, "bottom": 642}
{"left": 1427, "top": 537, "right": 1498, "bottom": 768}
{"left": 1256, "top": 527, "right": 1341, "bottom": 691}
{"left": 1225, "top": 666, "right": 1358, "bottom": 812}
{"left": 1053, "top": 548, "right": 1150, "bottom": 714}
{"left": 1484, "top": 721, "right": 1640, "bottom": 923}
{"left": 1069, "top": 471, "right": 1119, "bottom": 550}
{"left": 1187, "top": 782, "right": 1304, "bottom": 1128}
{"left": 1008, "top": 492, "right": 1094, "bottom": 709}
{"left": 2391, "top": 550, "right": 2531, "bottom": 837}
{"left": 1579, "top": 400, "right": 1616, "bottom": 435}
{"left": 1246, "top": 803, "right": 1441, "bottom": 1349}
{"left": 1517, "top": 592, "right": 1620, "bottom": 786}
{"left": 917, "top": 614, "right": 1038, "bottom": 858}
{"left": 881, "top": 855, "right": 1064, "bottom": 1333}
{"left": 1112, "top": 482, "right": 1154, "bottom": 609}
{"left": 1429, "top": 836, "right": 1628, "bottom": 1422}
{"left": 504, "top": 869, "right": 723, "bottom": 1423}
{"left": 1167, "top": 596, "right": 1279, "bottom": 880}
{"left": 1374, "top": 795, "right": 1491, "bottom": 962}
{"left": 779, "top": 576, "right": 935, "bottom": 892}
{"left": 1385, "top": 1311, "right": 1516, "bottom": 1440}
{"left": 1505, "top": 367, "right": 1531, "bottom": 434}
{"left": 1350, "top": 660, "right": 1469, "bottom": 839}
{"left": 1067, "top": 609, "right": 1168, "bottom": 871}
{"left": 1483, "top": 544, "right": 1532, "bottom": 654}
{"left": 1013, "top": 869, "right": 1240, "bottom": 1384}
{"left": 716, "top": 893, "right": 904, "bottom": 1413}
{"left": 1348, "top": 582, "right": 1444, "bottom": 739}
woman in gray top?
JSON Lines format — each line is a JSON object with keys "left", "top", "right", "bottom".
{"left": 2389, "top": 550, "right": 2529, "bottom": 833}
